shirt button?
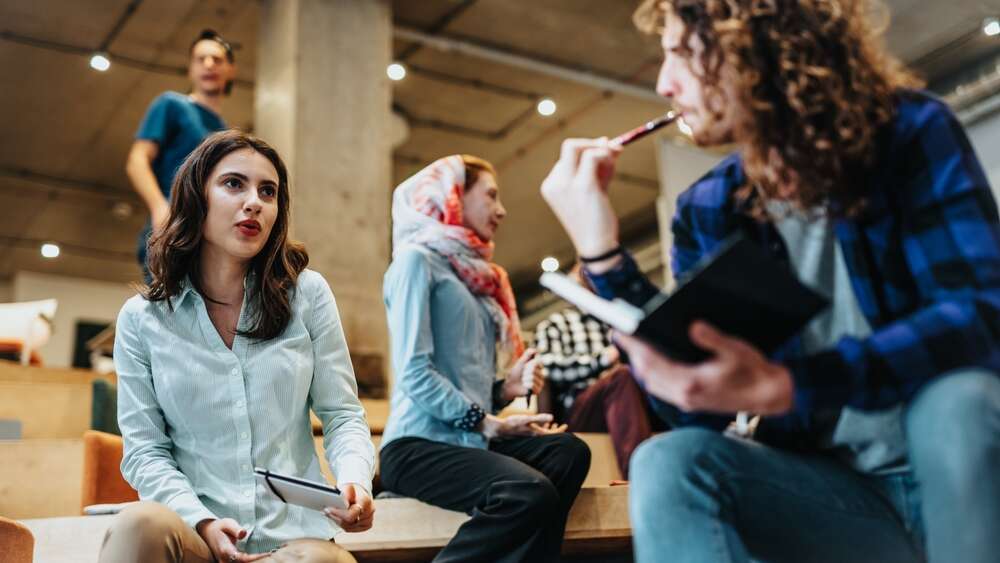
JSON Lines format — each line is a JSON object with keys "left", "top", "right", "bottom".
{"left": 243, "top": 464, "right": 251, "bottom": 471}
{"left": 235, "top": 401, "right": 244, "bottom": 408}
{"left": 231, "top": 368, "right": 239, "bottom": 376}
{"left": 240, "top": 432, "right": 248, "bottom": 440}
{"left": 243, "top": 489, "right": 252, "bottom": 498}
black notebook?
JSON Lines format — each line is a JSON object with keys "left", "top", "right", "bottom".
{"left": 539, "top": 237, "right": 829, "bottom": 363}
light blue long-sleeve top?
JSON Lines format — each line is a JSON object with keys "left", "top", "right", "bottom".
{"left": 113, "top": 269, "right": 375, "bottom": 553}
{"left": 381, "top": 245, "right": 507, "bottom": 450}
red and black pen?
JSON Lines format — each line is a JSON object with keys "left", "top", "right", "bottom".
{"left": 611, "top": 110, "right": 680, "bottom": 146}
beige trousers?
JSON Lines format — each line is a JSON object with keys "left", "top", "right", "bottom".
{"left": 97, "top": 501, "right": 357, "bottom": 563}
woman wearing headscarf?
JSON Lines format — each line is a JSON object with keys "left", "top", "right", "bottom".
{"left": 378, "top": 155, "right": 591, "bottom": 562}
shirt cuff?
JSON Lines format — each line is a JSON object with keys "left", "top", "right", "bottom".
{"left": 784, "top": 349, "right": 856, "bottom": 415}
{"left": 455, "top": 403, "right": 486, "bottom": 431}
{"left": 584, "top": 252, "right": 656, "bottom": 306}
{"left": 162, "top": 490, "right": 217, "bottom": 529}
{"left": 491, "top": 379, "right": 513, "bottom": 413}
{"left": 334, "top": 457, "right": 375, "bottom": 494}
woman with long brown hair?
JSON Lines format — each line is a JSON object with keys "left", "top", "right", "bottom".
{"left": 100, "top": 130, "right": 374, "bottom": 563}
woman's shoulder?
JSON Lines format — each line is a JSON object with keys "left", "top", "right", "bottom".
{"left": 119, "top": 292, "right": 160, "bottom": 317}
{"left": 293, "top": 268, "right": 333, "bottom": 301}
{"left": 388, "top": 245, "right": 445, "bottom": 275}
{"left": 115, "top": 293, "right": 164, "bottom": 339}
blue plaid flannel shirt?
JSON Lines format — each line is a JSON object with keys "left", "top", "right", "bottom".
{"left": 589, "top": 91, "right": 1000, "bottom": 449}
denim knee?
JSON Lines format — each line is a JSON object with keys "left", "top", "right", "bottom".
{"left": 630, "top": 428, "right": 728, "bottom": 507}
{"left": 905, "top": 368, "right": 1000, "bottom": 475}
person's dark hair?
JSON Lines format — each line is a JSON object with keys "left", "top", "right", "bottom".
{"left": 460, "top": 154, "right": 498, "bottom": 191}
{"left": 190, "top": 28, "right": 236, "bottom": 95}
{"left": 634, "top": 0, "right": 923, "bottom": 217}
{"left": 142, "top": 129, "right": 308, "bottom": 341}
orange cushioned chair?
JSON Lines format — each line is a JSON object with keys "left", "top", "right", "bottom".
{"left": 0, "top": 516, "right": 34, "bottom": 563}
{"left": 80, "top": 430, "right": 139, "bottom": 513}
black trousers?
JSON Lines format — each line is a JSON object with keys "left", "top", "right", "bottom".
{"left": 379, "top": 433, "right": 592, "bottom": 563}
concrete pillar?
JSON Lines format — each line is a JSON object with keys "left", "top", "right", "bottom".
{"left": 256, "top": 0, "right": 392, "bottom": 396}
{"left": 654, "top": 138, "right": 723, "bottom": 289}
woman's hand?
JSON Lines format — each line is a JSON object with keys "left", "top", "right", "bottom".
{"left": 502, "top": 348, "right": 545, "bottom": 401}
{"left": 599, "top": 345, "right": 621, "bottom": 368}
{"left": 195, "top": 518, "right": 267, "bottom": 562}
{"left": 480, "top": 414, "right": 568, "bottom": 439}
{"left": 324, "top": 483, "right": 375, "bottom": 533}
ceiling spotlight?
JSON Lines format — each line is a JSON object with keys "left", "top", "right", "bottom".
{"left": 541, "top": 256, "right": 560, "bottom": 272}
{"left": 677, "top": 116, "right": 693, "bottom": 137}
{"left": 387, "top": 62, "right": 406, "bottom": 81}
{"left": 40, "top": 243, "right": 60, "bottom": 259}
{"left": 537, "top": 98, "right": 557, "bottom": 116}
{"left": 90, "top": 53, "right": 111, "bottom": 72}
{"left": 984, "top": 17, "right": 1000, "bottom": 37}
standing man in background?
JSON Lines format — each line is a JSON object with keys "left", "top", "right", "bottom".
{"left": 125, "top": 29, "right": 235, "bottom": 278}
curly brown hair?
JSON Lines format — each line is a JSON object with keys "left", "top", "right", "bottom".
{"left": 143, "top": 130, "right": 308, "bottom": 341}
{"left": 635, "top": 0, "right": 923, "bottom": 217}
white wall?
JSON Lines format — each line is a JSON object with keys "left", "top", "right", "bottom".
{"left": 655, "top": 138, "right": 725, "bottom": 288}
{"left": 0, "top": 279, "right": 11, "bottom": 303}
{"left": 965, "top": 110, "right": 1000, "bottom": 204}
{"left": 11, "top": 271, "right": 136, "bottom": 368}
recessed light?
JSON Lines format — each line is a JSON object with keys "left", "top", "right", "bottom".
{"left": 90, "top": 53, "right": 111, "bottom": 72}
{"left": 387, "top": 63, "right": 406, "bottom": 81}
{"left": 537, "top": 98, "right": 557, "bottom": 116}
{"left": 984, "top": 17, "right": 1000, "bottom": 37}
{"left": 41, "top": 243, "right": 60, "bottom": 259}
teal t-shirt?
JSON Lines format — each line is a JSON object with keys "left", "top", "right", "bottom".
{"left": 134, "top": 92, "right": 226, "bottom": 263}
{"left": 135, "top": 91, "right": 226, "bottom": 198}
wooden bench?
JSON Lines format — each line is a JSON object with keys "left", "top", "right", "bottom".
{"left": 21, "top": 486, "right": 631, "bottom": 563}
{"left": 0, "top": 432, "right": 620, "bottom": 520}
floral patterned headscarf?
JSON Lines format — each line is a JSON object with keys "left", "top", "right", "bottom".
{"left": 391, "top": 155, "right": 524, "bottom": 362}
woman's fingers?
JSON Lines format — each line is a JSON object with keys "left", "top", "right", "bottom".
{"left": 324, "top": 505, "right": 362, "bottom": 527}
{"left": 333, "top": 510, "right": 375, "bottom": 532}
{"left": 528, "top": 422, "right": 568, "bottom": 435}
{"left": 522, "top": 358, "right": 544, "bottom": 394}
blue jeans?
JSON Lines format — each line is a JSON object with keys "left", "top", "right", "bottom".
{"left": 629, "top": 369, "right": 1000, "bottom": 563}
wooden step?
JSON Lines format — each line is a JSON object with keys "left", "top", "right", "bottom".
{"left": 0, "top": 361, "right": 389, "bottom": 439}
{"left": 0, "top": 361, "right": 114, "bottom": 440}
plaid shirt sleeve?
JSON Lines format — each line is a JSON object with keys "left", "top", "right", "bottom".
{"left": 786, "top": 98, "right": 1000, "bottom": 415}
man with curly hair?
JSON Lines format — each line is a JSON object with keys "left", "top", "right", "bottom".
{"left": 541, "top": 1, "right": 999, "bottom": 561}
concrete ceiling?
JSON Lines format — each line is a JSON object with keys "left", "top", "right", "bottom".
{"left": 2, "top": 0, "right": 999, "bottom": 297}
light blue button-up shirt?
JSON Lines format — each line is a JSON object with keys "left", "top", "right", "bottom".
{"left": 381, "top": 245, "right": 504, "bottom": 451}
{"left": 114, "top": 269, "right": 374, "bottom": 553}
